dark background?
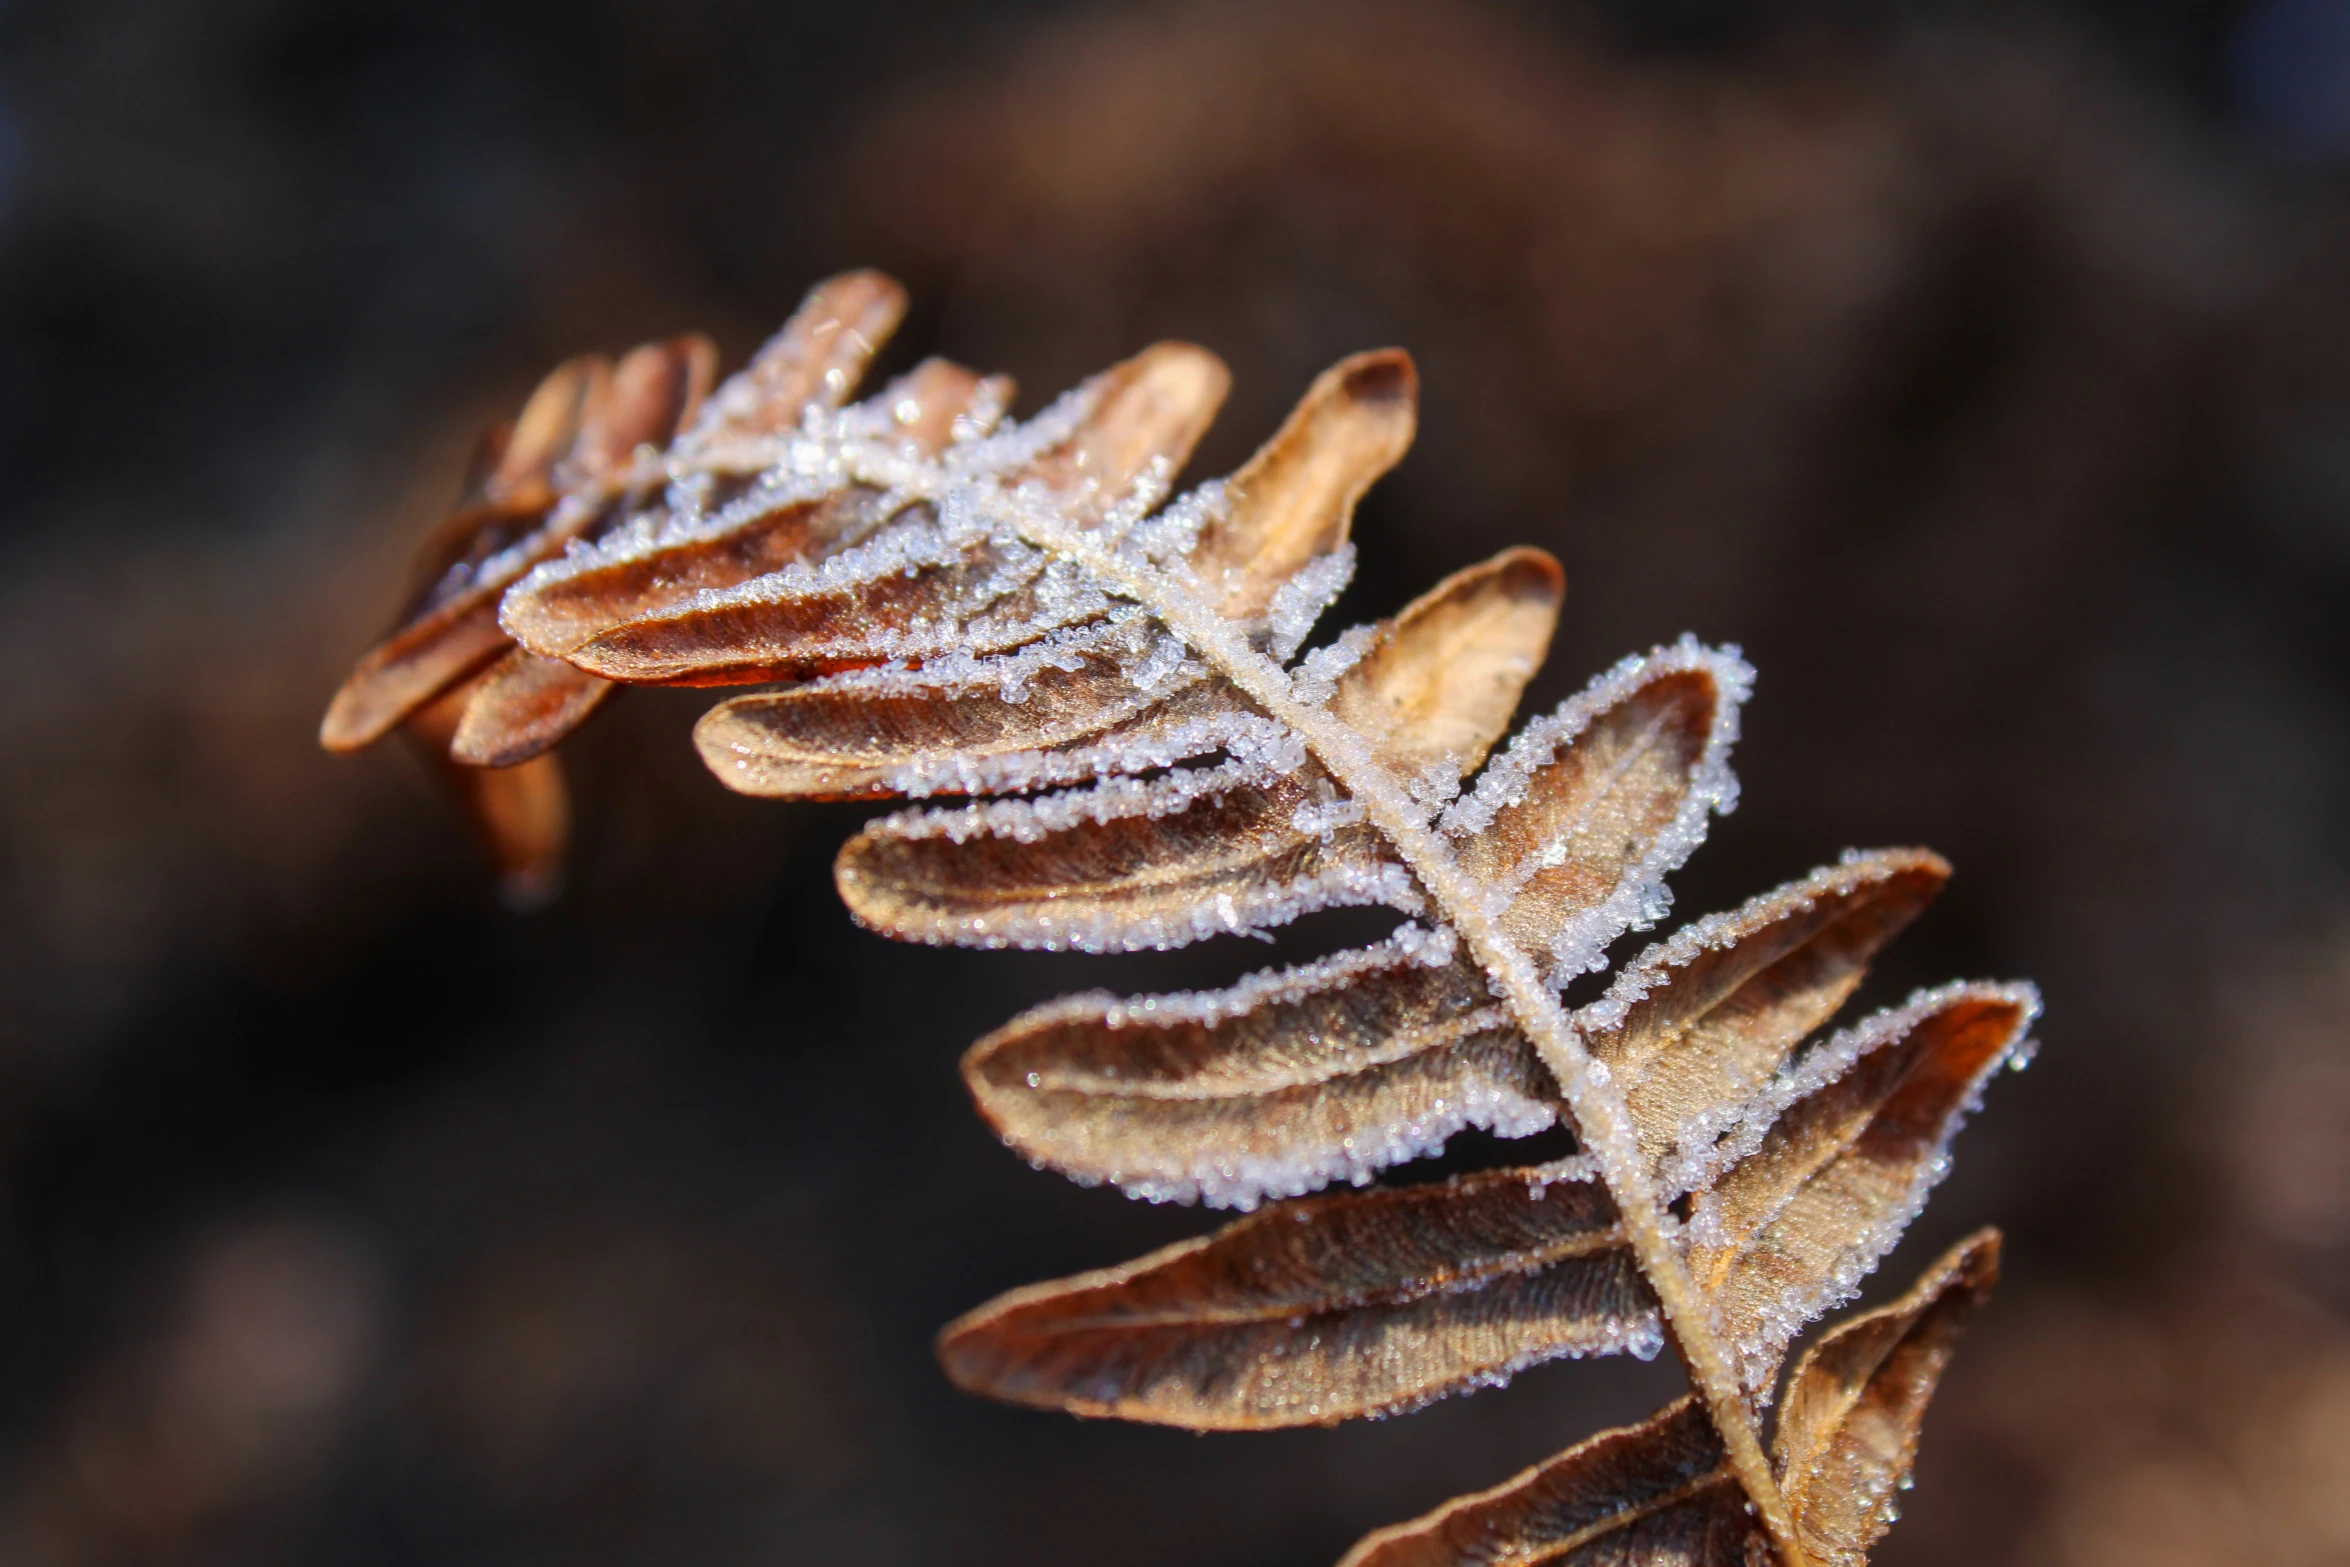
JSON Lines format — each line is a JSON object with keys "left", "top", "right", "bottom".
{"left": 3, "top": 1, "right": 2349, "bottom": 1563}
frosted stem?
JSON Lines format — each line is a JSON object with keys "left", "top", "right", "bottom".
{"left": 1014, "top": 516, "right": 1812, "bottom": 1567}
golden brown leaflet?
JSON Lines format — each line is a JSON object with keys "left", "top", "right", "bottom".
{"left": 1331, "top": 1235, "right": 1997, "bottom": 1567}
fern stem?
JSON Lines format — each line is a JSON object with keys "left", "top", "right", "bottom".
{"left": 1019, "top": 517, "right": 1811, "bottom": 1567}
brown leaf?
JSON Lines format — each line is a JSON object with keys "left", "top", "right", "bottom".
{"left": 936, "top": 1165, "right": 1653, "bottom": 1429}
{"left": 399, "top": 354, "right": 601, "bottom": 617}
{"left": 1335, "top": 1396, "right": 1760, "bottom": 1567}
{"left": 820, "top": 543, "right": 1558, "bottom": 943}
{"left": 1331, "top": 547, "right": 1563, "bottom": 787}
{"left": 1323, "top": 1236, "right": 1999, "bottom": 1567}
{"left": 946, "top": 851, "right": 1935, "bottom": 1215}
{"left": 499, "top": 358, "right": 1004, "bottom": 662}
{"left": 319, "top": 333, "right": 714, "bottom": 753}
{"left": 695, "top": 268, "right": 906, "bottom": 441}
{"left": 1773, "top": 1230, "right": 2000, "bottom": 1567}
{"left": 690, "top": 624, "right": 1236, "bottom": 801}
{"left": 321, "top": 598, "right": 520, "bottom": 755}
{"left": 684, "top": 363, "right": 1449, "bottom": 799}
{"left": 476, "top": 351, "right": 610, "bottom": 506}
{"left": 694, "top": 538, "right": 1555, "bottom": 818}
{"left": 1192, "top": 349, "right": 1417, "bottom": 621}
{"left": 1446, "top": 644, "right": 1747, "bottom": 982}
{"left": 448, "top": 648, "right": 618, "bottom": 769}
{"left": 580, "top": 333, "right": 722, "bottom": 478}
{"left": 834, "top": 762, "right": 1403, "bottom": 951}
{"left": 1687, "top": 985, "right": 2033, "bottom": 1388}
{"left": 1580, "top": 850, "right": 1950, "bottom": 1179}
{"left": 401, "top": 671, "right": 569, "bottom": 908}
{"left": 1020, "top": 339, "right": 1233, "bottom": 499}
{"left": 940, "top": 980, "right": 2027, "bottom": 1431}
{"left": 564, "top": 342, "right": 1231, "bottom": 685}
{"left": 962, "top": 944, "right": 1547, "bottom": 1207}
{"left": 323, "top": 270, "right": 881, "bottom": 759}
{"left": 319, "top": 354, "right": 609, "bottom": 752}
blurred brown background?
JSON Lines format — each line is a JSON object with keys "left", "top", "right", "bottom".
{"left": 3, "top": 1, "right": 2349, "bottom": 1562}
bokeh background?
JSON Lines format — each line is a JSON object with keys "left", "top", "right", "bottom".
{"left": 4, "top": 1, "right": 2350, "bottom": 1562}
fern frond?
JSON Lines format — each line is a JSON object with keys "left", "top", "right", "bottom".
{"left": 324, "top": 270, "right": 2044, "bottom": 1566}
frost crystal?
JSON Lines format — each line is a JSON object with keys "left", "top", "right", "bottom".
{"left": 1266, "top": 542, "right": 1357, "bottom": 659}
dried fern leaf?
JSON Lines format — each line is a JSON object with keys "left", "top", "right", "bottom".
{"left": 320, "top": 352, "right": 609, "bottom": 752}
{"left": 935, "top": 1162, "right": 1655, "bottom": 1429}
{"left": 685, "top": 349, "right": 1416, "bottom": 799}
{"left": 401, "top": 668, "right": 569, "bottom": 907}
{"left": 326, "top": 599, "right": 519, "bottom": 755}
{"left": 932, "top": 644, "right": 1746, "bottom": 1208}
{"left": 837, "top": 760, "right": 1405, "bottom": 951}
{"left": 329, "top": 270, "right": 896, "bottom": 763}
{"left": 944, "top": 977, "right": 2027, "bottom": 1426}
{"left": 1686, "top": 984, "right": 2035, "bottom": 1390}
{"left": 448, "top": 647, "right": 617, "bottom": 769}
{"left": 687, "top": 268, "right": 907, "bottom": 442}
{"left": 702, "top": 666, "right": 1263, "bottom": 802}
{"left": 1334, "top": 1234, "right": 1997, "bottom": 1567}
{"left": 959, "top": 852, "right": 1942, "bottom": 1212}
{"left": 688, "top": 518, "right": 1547, "bottom": 806}
{"left": 1331, "top": 547, "right": 1563, "bottom": 784}
{"left": 692, "top": 614, "right": 1233, "bottom": 799}
{"left": 1191, "top": 349, "right": 1416, "bottom": 621}
{"left": 440, "top": 275, "right": 905, "bottom": 756}
{"left": 1773, "top": 1229, "right": 2000, "bottom": 1567}
{"left": 500, "top": 356, "right": 1003, "bottom": 661}
{"left": 462, "top": 363, "right": 1003, "bottom": 771}
{"left": 399, "top": 395, "right": 585, "bottom": 626}
{"left": 1442, "top": 641, "right": 1749, "bottom": 984}
{"left": 962, "top": 939, "right": 1539, "bottom": 1207}
{"left": 319, "top": 334, "right": 716, "bottom": 752}
{"left": 1578, "top": 850, "right": 1951, "bottom": 1182}
{"left": 829, "top": 546, "right": 1566, "bottom": 948}
{"left": 1337, "top": 1395, "right": 1758, "bottom": 1567}
{"left": 575, "top": 332, "right": 726, "bottom": 475}
{"left": 560, "top": 342, "right": 1231, "bottom": 685}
